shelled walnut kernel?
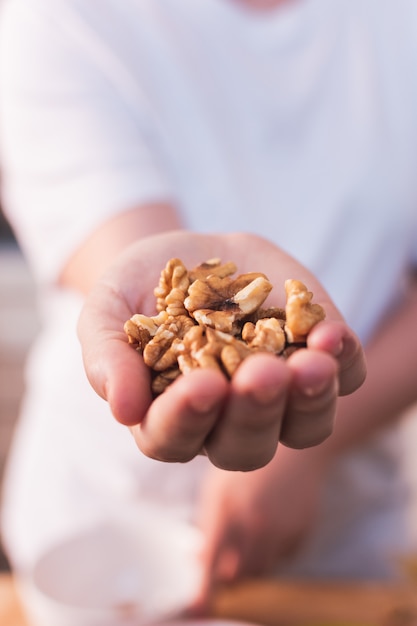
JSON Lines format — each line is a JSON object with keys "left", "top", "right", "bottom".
{"left": 124, "top": 258, "right": 325, "bottom": 395}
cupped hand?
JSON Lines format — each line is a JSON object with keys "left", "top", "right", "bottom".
{"left": 77, "top": 230, "right": 366, "bottom": 471}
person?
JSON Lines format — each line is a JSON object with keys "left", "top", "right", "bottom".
{"left": 0, "top": 0, "right": 416, "bottom": 615}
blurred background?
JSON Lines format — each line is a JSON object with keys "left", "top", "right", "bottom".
{"left": 0, "top": 206, "right": 40, "bottom": 571}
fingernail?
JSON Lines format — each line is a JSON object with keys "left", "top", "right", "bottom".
{"left": 251, "top": 384, "right": 282, "bottom": 406}
{"left": 301, "top": 379, "right": 332, "bottom": 398}
{"left": 190, "top": 394, "right": 220, "bottom": 414}
{"left": 332, "top": 339, "right": 344, "bottom": 357}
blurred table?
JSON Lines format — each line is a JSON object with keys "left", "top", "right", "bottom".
{"left": 2, "top": 571, "right": 417, "bottom": 626}
{"left": 211, "top": 577, "right": 417, "bottom": 626}
{"left": 0, "top": 573, "right": 28, "bottom": 626}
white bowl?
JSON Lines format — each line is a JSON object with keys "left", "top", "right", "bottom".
{"left": 23, "top": 507, "right": 203, "bottom": 626}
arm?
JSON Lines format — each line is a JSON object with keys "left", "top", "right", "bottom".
{"left": 59, "top": 202, "right": 181, "bottom": 293}
{"left": 311, "top": 274, "right": 417, "bottom": 459}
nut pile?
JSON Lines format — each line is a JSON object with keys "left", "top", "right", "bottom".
{"left": 124, "top": 258, "right": 325, "bottom": 395}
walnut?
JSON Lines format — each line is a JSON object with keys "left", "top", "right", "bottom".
{"left": 184, "top": 273, "right": 272, "bottom": 333}
{"left": 191, "top": 309, "right": 238, "bottom": 334}
{"left": 124, "top": 311, "right": 169, "bottom": 351}
{"left": 151, "top": 367, "right": 181, "bottom": 395}
{"left": 177, "top": 326, "right": 252, "bottom": 377}
{"left": 175, "top": 325, "right": 211, "bottom": 373}
{"left": 154, "top": 258, "right": 190, "bottom": 316}
{"left": 249, "top": 306, "right": 286, "bottom": 323}
{"left": 143, "top": 315, "right": 196, "bottom": 371}
{"left": 284, "top": 279, "right": 325, "bottom": 343}
{"left": 231, "top": 274, "right": 274, "bottom": 314}
{"left": 213, "top": 330, "right": 253, "bottom": 377}
{"left": 124, "top": 319, "right": 150, "bottom": 350}
{"left": 124, "top": 258, "right": 326, "bottom": 395}
{"left": 188, "top": 258, "right": 237, "bottom": 282}
{"left": 220, "top": 344, "right": 247, "bottom": 377}
{"left": 242, "top": 317, "right": 286, "bottom": 354}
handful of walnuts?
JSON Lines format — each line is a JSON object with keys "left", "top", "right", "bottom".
{"left": 124, "top": 258, "right": 326, "bottom": 396}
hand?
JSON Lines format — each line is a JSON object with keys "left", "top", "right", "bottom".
{"left": 196, "top": 445, "right": 324, "bottom": 599}
{"left": 77, "top": 230, "right": 366, "bottom": 470}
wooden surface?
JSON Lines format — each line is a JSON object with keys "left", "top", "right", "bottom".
{"left": 2, "top": 571, "right": 417, "bottom": 626}
{"left": 211, "top": 577, "right": 417, "bottom": 626}
{"left": 0, "top": 574, "right": 28, "bottom": 626}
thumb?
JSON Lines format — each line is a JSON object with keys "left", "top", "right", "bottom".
{"left": 198, "top": 522, "right": 244, "bottom": 603}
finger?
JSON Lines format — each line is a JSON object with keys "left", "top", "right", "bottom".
{"left": 78, "top": 293, "right": 154, "bottom": 426}
{"left": 131, "top": 368, "right": 229, "bottom": 462}
{"left": 202, "top": 518, "right": 278, "bottom": 587}
{"left": 211, "top": 542, "right": 242, "bottom": 584}
{"left": 307, "top": 320, "right": 367, "bottom": 396}
{"left": 199, "top": 515, "right": 243, "bottom": 595}
{"left": 103, "top": 337, "right": 155, "bottom": 425}
{"left": 280, "top": 348, "right": 338, "bottom": 448}
{"left": 204, "top": 353, "right": 291, "bottom": 471}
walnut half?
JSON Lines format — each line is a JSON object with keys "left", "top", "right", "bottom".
{"left": 184, "top": 272, "right": 273, "bottom": 334}
{"left": 124, "top": 258, "right": 326, "bottom": 395}
{"left": 284, "top": 279, "right": 325, "bottom": 343}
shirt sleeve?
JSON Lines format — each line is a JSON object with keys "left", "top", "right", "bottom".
{"left": 0, "top": 0, "right": 173, "bottom": 285}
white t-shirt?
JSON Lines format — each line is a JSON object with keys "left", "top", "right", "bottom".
{"left": 1, "top": 0, "right": 417, "bottom": 580}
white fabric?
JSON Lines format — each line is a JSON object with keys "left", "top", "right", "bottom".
{"left": 1, "top": 0, "right": 417, "bottom": 581}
